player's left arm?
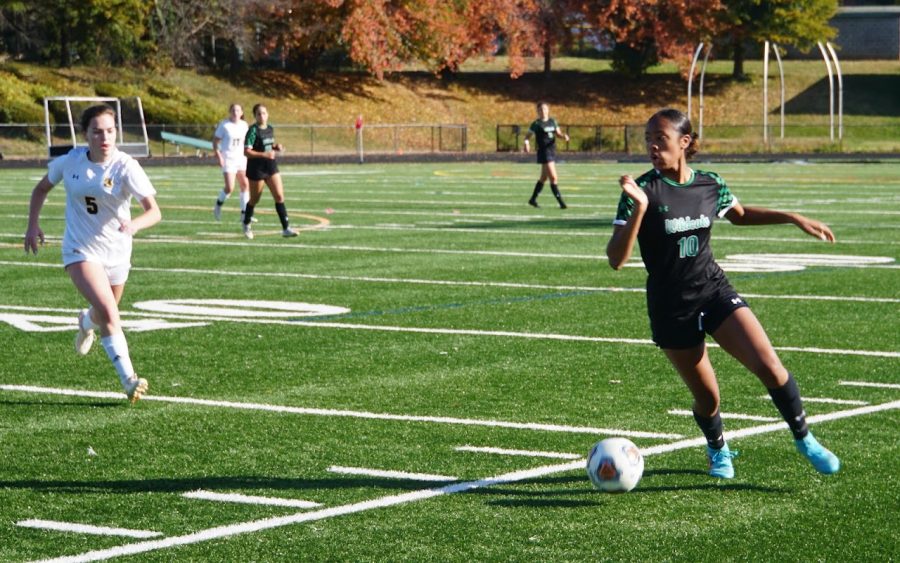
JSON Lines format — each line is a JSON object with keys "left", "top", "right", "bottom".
{"left": 120, "top": 195, "right": 161, "bottom": 236}
{"left": 556, "top": 125, "right": 570, "bottom": 142}
{"left": 725, "top": 203, "right": 835, "bottom": 242}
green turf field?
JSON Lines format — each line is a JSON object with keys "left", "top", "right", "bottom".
{"left": 1, "top": 160, "right": 898, "bottom": 561}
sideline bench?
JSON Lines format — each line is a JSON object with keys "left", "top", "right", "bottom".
{"left": 160, "top": 131, "right": 214, "bottom": 156}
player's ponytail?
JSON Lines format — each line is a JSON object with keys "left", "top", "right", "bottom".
{"left": 649, "top": 108, "right": 700, "bottom": 160}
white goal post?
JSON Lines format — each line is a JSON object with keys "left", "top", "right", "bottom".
{"left": 43, "top": 96, "right": 150, "bottom": 158}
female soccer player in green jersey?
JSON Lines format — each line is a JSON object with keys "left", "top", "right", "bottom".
{"left": 606, "top": 108, "right": 840, "bottom": 479}
{"left": 523, "top": 101, "right": 569, "bottom": 209}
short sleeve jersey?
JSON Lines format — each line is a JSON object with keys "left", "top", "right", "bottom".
{"left": 245, "top": 123, "right": 275, "bottom": 155}
{"left": 528, "top": 118, "right": 558, "bottom": 152}
{"left": 613, "top": 169, "right": 738, "bottom": 318}
{"left": 47, "top": 147, "right": 156, "bottom": 265}
{"left": 214, "top": 119, "right": 249, "bottom": 160}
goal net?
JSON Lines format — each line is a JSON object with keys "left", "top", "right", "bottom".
{"left": 43, "top": 96, "right": 149, "bottom": 158}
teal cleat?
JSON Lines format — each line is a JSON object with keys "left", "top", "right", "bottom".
{"left": 796, "top": 433, "right": 840, "bottom": 474}
{"left": 706, "top": 444, "right": 739, "bottom": 479}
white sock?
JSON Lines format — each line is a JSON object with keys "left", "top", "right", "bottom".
{"left": 101, "top": 333, "right": 136, "bottom": 384}
{"left": 81, "top": 308, "right": 99, "bottom": 331}
{"left": 239, "top": 191, "right": 249, "bottom": 212}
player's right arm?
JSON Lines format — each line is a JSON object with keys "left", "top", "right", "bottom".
{"left": 523, "top": 124, "right": 534, "bottom": 152}
{"left": 24, "top": 175, "right": 55, "bottom": 255}
{"left": 606, "top": 175, "right": 648, "bottom": 270}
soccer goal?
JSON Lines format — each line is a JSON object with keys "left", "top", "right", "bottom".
{"left": 43, "top": 96, "right": 150, "bottom": 158}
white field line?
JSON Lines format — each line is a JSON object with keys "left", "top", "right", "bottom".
{"left": 2, "top": 261, "right": 897, "bottom": 305}
{"left": 16, "top": 520, "right": 161, "bottom": 539}
{"left": 182, "top": 490, "right": 321, "bottom": 509}
{"left": 758, "top": 395, "right": 869, "bottom": 406}
{"left": 328, "top": 466, "right": 457, "bottom": 482}
{"left": 455, "top": 445, "right": 581, "bottom": 460}
{"left": 1, "top": 302, "right": 897, "bottom": 359}
{"left": 667, "top": 409, "right": 780, "bottom": 422}
{"left": 0, "top": 385, "right": 682, "bottom": 439}
{"left": 35, "top": 399, "right": 900, "bottom": 563}
{"left": 839, "top": 380, "right": 900, "bottom": 390}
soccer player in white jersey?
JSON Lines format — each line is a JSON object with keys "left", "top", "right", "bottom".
{"left": 24, "top": 104, "right": 162, "bottom": 404}
{"left": 212, "top": 103, "right": 251, "bottom": 223}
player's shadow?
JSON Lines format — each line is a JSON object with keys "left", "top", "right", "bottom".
{"left": 0, "top": 399, "right": 121, "bottom": 409}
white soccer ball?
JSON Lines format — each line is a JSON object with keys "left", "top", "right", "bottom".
{"left": 586, "top": 437, "right": 644, "bottom": 492}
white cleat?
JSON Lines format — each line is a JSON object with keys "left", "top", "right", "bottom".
{"left": 239, "top": 213, "right": 258, "bottom": 224}
{"left": 123, "top": 376, "right": 148, "bottom": 405}
{"left": 282, "top": 228, "right": 298, "bottom": 238}
{"left": 74, "top": 309, "right": 95, "bottom": 355}
{"left": 243, "top": 223, "right": 254, "bottom": 240}
{"left": 213, "top": 203, "right": 222, "bottom": 221}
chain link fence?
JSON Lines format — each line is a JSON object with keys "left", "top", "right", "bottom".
{"left": 0, "top": 123, "right": 467, "bottom": 160}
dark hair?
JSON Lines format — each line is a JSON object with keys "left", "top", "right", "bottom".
{"left": 536, "top": 101, "right": 549, "bottom": 109}
{"left": 252, "top": 103, "right": 266, "bottom": 117}
{"left": 649, "top": 108, "right": 700, "bottom": 159}
{"left": 80, "top": 104, "right": 116, "bottom": 133}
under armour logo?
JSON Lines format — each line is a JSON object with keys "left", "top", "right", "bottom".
{"left": 658, "top": 205, "right": 669, "bottom": 213}
{"left": 72, "top": 174, "right": 79, "bottom": 180}
{"left": 731, "top": 297, "right": 743, "bottom": 305}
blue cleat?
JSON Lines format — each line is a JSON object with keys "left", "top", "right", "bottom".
{"left": 706, "top": 444, "right": 739, "bottom": 479}
{"left": 795, "top": 433, "right": 840, "bottom": 474}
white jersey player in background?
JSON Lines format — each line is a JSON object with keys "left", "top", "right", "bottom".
{"left": 24, "top": 104, "right": 162, "bottom": 403}
{"left": 212, "top": 103, "right": 252, "bottom": 222}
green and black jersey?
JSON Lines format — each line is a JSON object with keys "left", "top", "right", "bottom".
{"left": 245, "top": 123, "right": 276, "bottom": 154}
{"left": 528, "top": 118, "right": 558, "bottom": 152}
{"left": 614, "top": 168, "right": 738, "bottom": 320}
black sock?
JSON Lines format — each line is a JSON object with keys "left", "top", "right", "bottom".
{"left": 530, "top": 181, "right": 544, "bottom": 202}
{"left": 275, "top": 202, "right": 289, "bottom": 230}
{"left": 215, "top": 198, "right": 224, "bottom": 207}
{"left": 244, "top": 204, "right": 255, "bottom": 225}
{"left": 693, "top": 410, "right": 726, "bottom": 449}
{"left": 550, "top": 183, "right": 565, "bottom": 206}
{"left": 768, "top": 373, "right": 809, "bottom": 440}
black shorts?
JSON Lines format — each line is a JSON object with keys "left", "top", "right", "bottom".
{"left": 537, "top": 147, "right": 556, "bottom": 164}
{"left": 247, "top": 158, "right": 279, "bottom": 181}
{"left": 649, "top": 288, "right": 750, "bottom": 349}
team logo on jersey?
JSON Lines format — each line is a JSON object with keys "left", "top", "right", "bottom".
{"left": 658, "top": 205, "right": 669, "bottom": 213}
{"left": 103, "top": 176, "right": 114, "bottom": 189}
{"left": 664, "top": 214, "right": 710, "bottom": 234}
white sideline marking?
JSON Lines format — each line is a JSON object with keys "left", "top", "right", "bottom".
{"left": 328, "top": 466, "right": 457, "bottom": 482}
{"left": 758, "top": 396, "right": 869, "bottom": 406}
{"left": 0, "top": 302, "right": 896, "bottom": 359}
{"left": 668, "top": 409, "right": 780, "bottom": 422}
{"left": 840, "top": 380, "right": 900, "bottom": 390}
{"left": 0, "top": 385, "right": 682, "bottom": 439}
{"left": 16, "top": 519, "right": 161, "bottom": 539}
{"left": 455, "top": 445, "right": 581, "bottom": 460}
{"left": 35, "top": 400, "right": 900, "bottom": 563}
{"left": 182, "top": 490, "right": 321, "bottom": 509}
{"left": 3, "top": 260, "right": 897, "bottom": 304}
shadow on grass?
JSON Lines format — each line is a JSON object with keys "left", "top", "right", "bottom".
{"left": 0, "top": 400, "right": 121, "bottom": 409}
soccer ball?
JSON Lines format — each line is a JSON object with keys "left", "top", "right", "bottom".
{"left": 586, "top": 437, "right": 644, "bottom": 492}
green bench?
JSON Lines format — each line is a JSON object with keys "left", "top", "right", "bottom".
{"left": 160, "top": 131, "right": 214, "bottom": 155}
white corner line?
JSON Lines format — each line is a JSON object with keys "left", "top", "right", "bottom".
{"left": 758, "top": 395, "right": 869, "bottom": 406}
{"left": 182, "top": 490, "right": 321, "bottom": 509}
{"left": 0, "top": 384, "right": 682, "bottom": 440}
{"left": 327, "top": 466, "right": 458, "bottom": 482}
{"left": 667, "top": 409, "right": 780, "bottom": 422}
{"left": 839, "top": 380, "right": 900, "bottom": 390}
{"left": 455, "top": 445, "right": 581, "bottom": 460}
{"left": 16, "top": 519, "right": 162, "bottom": 539}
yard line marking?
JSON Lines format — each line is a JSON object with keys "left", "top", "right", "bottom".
{"left": 839, "top": 380, "right": 900, "bottom": 390}
{"left": 35, "top": 399, "right": 900, "bottom": 563}
{"left": 16, "top": 519, "right": 162, "bottom": 539}
{"left": 328, "top": 466, "right": 457, "bottom": 482}
{"left": 182, "top": 490, "right": 321, "bottom": 509}
{"left": 758, "top": 396, "right": 869, "bottom": 406}
{"left": 1, "top": 303, "right": 896, "bottom": 359}
{"left": 455, "top": 445, "right": 581, "bottom": 460}
{"left": 668, "top": 409, "right": 780, "bottom": 422}
{"left": 0, "top": 385, "right": 683, "bottom": 439}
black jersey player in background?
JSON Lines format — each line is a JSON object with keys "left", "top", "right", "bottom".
{"left": 523, "top": 102, "right": 569, "bottom": 209}
{"left": 606, "top": 108, "right": 839, "bottom": 479}
{"left": 242, "top": 103, "right": 298, "bottom": 239}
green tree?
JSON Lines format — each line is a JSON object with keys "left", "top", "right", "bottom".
{"left": 720, "top": 0, "right": 837, "bottom": 79}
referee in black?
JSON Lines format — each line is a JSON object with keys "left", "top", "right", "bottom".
{"left": 523, "top": 101, "right": 569, "bottom": 209}
{"left": 607, "top": 108, "right": 840, "bottom": 480}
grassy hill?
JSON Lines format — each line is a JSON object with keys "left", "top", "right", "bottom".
{"left": 1, "top": 57, "right": 898, "bottom": 156}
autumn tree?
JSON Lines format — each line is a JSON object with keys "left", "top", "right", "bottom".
{"left": 719, "top": 0, "right": 838, "bottom": 79}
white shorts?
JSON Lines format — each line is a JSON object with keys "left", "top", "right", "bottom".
{"left": 222, "top": 156, "right": 248, "bottom": 175}
{"left": 63, "top": 250, "right": 131, "bottom": 286}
